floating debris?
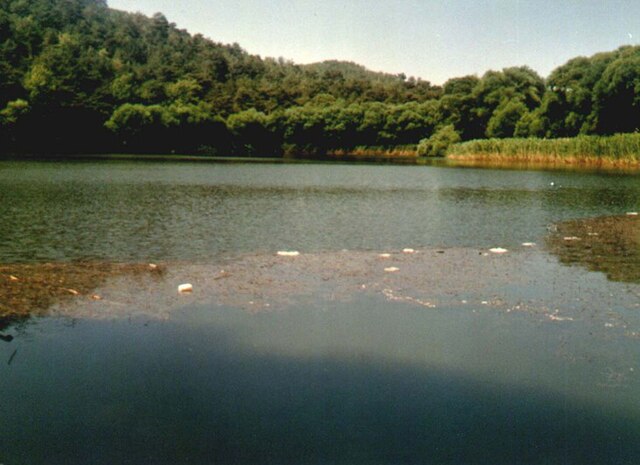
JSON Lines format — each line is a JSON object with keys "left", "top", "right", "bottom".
{"left": 9, "top": 275, "right": 18, "bottom": 281}
{"left": 378, "top": 253, "right": 391, "bottom": 258}
{"left": 148, "top": 263, "right": 158, "bottom": 270}
{"left": 277, "top": 251, "right": 300, "bottom": 257}
{"left": 489, "top": 247, "right": 508, "bottom": 254}
{"left": 0, "top": 262, "right": 167, "bottom": 319}
{"left": 214, "top": 270, "right": 230, "bottom": 280}
{"left": 546, "top": 215, "right": 640, "bottom": 283}
{"left": 384, "top": 267, "right": 399, "bottom": 272}
{"left": 382, "top": 288, "right": 435, "bottom": 308}
{"left": 402, "top": 248, "right": 415, "bottom": 254}
{"left": 178, "top": 283, "right": 193, "bottom": 293}
{"left": 626, "top": 212, "right": 638, "bottom": 216}
{"left": 521, "top": 242, "right": 536, "bottom": 247}
{"left": 548, "top": 310, "right": 574, "bottom": 322}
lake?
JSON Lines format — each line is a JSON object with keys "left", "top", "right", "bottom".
{"left": 1, "top": 160, "right": 640, "bottom": 464}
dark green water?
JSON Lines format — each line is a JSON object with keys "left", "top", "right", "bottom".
{"left": 0, "top": 160, "right": 637, "bottom": 262}
{"left": 1, "top": 160, "right": 640, "bottom": 464}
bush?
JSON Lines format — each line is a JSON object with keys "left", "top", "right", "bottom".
{"left": 417, "top": 124, "right": 461, "bottom": 157}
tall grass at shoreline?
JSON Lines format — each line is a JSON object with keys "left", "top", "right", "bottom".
{"left": 327, "top": 145, "right": 418, "bottom": 159}
{"left": 447, "top": 134, "right": 640, "bottom": 167}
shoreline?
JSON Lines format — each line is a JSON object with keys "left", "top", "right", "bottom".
{"left": 0, "top": 151, "right": 424, "bottom": 165}
{"left": 3, "top": 149, "right": 640, "bottom": 173}
{"left": 445, "top": 154, "right": 640, "bottom": 173}
{"left": 445, "top": 134, "right": 640, "bottom": 172}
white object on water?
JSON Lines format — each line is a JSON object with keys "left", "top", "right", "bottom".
{"left": 563, "top": 236, "right": 580, "bottom": 241}
{"left": 277, "top": 251, "right": 300, "bottom": 257}
{"left": 384, "top": 267, "right": 400, "bottom": 272}
{"left": 178, "top": 283, "right": 193, "bottom": 293}
{"left": 548, "top": 311, "right": 574, "bottom": 322}
{"left": 402, "top": 248, "right": 415, "bottom": 254}
{"left": 379, "top": 253, "right": 391, "bottom": 258}
{"left": 626, "top": 212, "right": 638, "bottom": 216}
{"left": 489, "top": 247, "right": 508, "bottom": 254}
{"left": 521, "top": 242, "right": 536, "bottom": 247}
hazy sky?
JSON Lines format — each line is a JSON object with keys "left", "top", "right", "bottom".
{"left": 107, "top": 0, "right": 640, "bottom": 84}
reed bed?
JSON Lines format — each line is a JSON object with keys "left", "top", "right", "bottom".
{"left": 328, "top": 145, "right": 419, "bottom": 159}
{"left": 447, "top": 134, "right": 640, "bottom": 168}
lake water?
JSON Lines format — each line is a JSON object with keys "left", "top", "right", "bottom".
{"left": 1, "top": 160, "right": 640, "bottom": 464}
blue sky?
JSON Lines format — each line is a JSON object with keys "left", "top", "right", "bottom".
{"left": 108, "top": 0, "right": 640, "bottom": 84}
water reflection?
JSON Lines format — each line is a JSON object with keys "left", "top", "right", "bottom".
{"left": 445, "top": 157, "right": 640, "bottom": 174}
{"left": 546, "top": 215, "right": 640, "bottom": 283}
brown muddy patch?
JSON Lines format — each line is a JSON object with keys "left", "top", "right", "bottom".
{"left": 0, "top": 262, "right": 165, "bottom": 320}
{"left": 545, "top": 214, "right": 640, "bottom": 283}
{"left": 0, "top": 249, "right": 531, "bottom": 321}
{"left": 4, "top": 245, "right": 640, "bottom": 349}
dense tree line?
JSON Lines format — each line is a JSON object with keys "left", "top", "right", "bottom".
{"left": 0, "top": 0, "right": 639, "bottom": 156}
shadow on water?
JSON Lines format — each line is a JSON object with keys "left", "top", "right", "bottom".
{"left": 1, "top": 307, "right": 639, "bottom": 465}
{"left": 0, "top": 314, "right": 30, "bottom": 343}
{"left": 0, "top": 316, "right": 18, "bottom": 334}
{"left": 546, "top": 214, "right": 640, "bottom": 283}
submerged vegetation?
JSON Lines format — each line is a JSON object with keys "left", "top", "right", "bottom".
{"left": 0, "top": 0, "right": 640, "bottom": 159}
{"left": 545, "top": 215, "right": 640, "bottom": 283}
{"left": 0, "top": 262, "right": 164, "bottom": 318}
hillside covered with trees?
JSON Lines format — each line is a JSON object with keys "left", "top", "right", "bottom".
{"left": 1, "top": 0, "right": 639, "bottom": 157}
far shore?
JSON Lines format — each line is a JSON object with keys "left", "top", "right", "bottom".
{"left": 3, "top": 133, "right": 640, "bottom": 172}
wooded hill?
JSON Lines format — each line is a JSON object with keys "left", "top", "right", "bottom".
{"left": 1, "top": 0, "right": 639, "bottom": 156}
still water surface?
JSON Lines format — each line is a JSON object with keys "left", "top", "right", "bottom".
{"left": 1, "top": 160, "right": 638, "bottom": 261}
{"left": 1, "top": 161, "right": 640, "bottom": 464}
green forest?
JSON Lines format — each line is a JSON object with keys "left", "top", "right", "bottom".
{"left": 1, "top": 0, "right": 640, "bottom": 157}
